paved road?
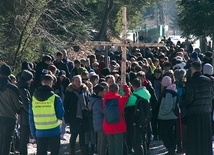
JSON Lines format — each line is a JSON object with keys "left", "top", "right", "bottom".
{"left": 26, "top": 126, "right": 169, "bottom": 155}
{"left": 24, "top": 127, "right": 213, "bottom": 155}
{"left": 28, "top": 135, "right": 169, "bottom": 155}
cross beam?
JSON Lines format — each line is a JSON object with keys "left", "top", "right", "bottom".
{"left": 84, "top": 41, "right": 166, "bottom": 48}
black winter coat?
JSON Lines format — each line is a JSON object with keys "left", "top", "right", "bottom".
{"left": 143, "top": 79, "right": 158, "bottom": 110}
{"left": 64, "top": 84, "right": 90, "bottom": 133}
{"left": 17, "top": 80, "right": 31, "bottom": 125}
{"left": 184, "top": 71, "right": 213, "bottom": 115}
{"left": 0, "top": 76, "right": 22, "bottom": 119}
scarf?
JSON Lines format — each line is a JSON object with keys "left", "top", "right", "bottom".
{"left": 73, "top": 90, "right": 87, "bottom": 119}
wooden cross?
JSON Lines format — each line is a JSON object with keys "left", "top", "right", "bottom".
{"left": 84, "top": 7, "right": 166, "bottom": 85}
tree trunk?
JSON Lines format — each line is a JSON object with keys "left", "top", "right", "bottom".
{"left": 96, "top": 0, "right": 114, "bottom": 41}
{"left": 13, "top": 0, "right": 39, "bottom": 67}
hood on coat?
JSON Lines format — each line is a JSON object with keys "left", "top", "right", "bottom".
{"left": 89, "top": 94, "right": 102, "bottom": 107}
{"left": 126, "top": 86, "right": 151, "bottom": 107}
{"left": 104, "top": 91, "right": 120, "bottom": 100}
{"left": 66, "top": 83, "right": 88, "bottom": 93}
{"left": 166, "top": 84, "right": 177, "bottom": 93}
{"left": 134, "top": 86, "right": 151, "bottom": 101}
{"left": 33, "top": 85, "right": 55, "bottom": 101}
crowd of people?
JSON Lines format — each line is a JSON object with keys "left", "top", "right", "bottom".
{"left": 0, "top": 37, "right": 213, "bottom": 155}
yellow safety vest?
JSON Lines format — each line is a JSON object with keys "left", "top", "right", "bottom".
{"left": 32, "top": 95, "right": 60, "bottom": 130}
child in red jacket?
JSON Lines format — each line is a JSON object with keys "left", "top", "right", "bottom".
{"left": 103, "top": 83, "right": 130, "bottom": 155}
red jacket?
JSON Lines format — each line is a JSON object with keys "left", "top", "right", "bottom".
{"left": 103, "top": 85, "right": 130, "bottom": 134}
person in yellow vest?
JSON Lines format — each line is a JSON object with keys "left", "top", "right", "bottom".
{"left": 29, "top": 74, "right": 64, "bottom": 155}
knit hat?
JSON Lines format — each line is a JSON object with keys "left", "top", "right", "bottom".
{"left": 190, "top": 51, "right": 198, "bottom": 59}
{"left": 161, "top": 76, "right": 172, "bottom": 87}
{"left": 203, "top": 63, "right": 213, "bottom": 75}
{"left": 175, "top": 56, "right": 183, "bottom": 62}
{"left": 101, "top": 67, "right": 110, "bottom": 77}
{"left": 0, "top": 64, "right": 12, "bottom": 76}
{"left": 21, "top": 70, "right": 33, "bottom": 81}
{"left": 174, "top": 69, "right": 186, "bottom": 81}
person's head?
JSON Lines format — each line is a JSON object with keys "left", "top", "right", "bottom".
{"left": 74, "top": 60, "right": 80, "bottom": 69}
{"left": 190, "top": 51, "right": 199, "bottom": 61}
{"left": 130, "top": 57, "right": 136, "bottom": 63}
{"left": 101, "top": 67, "right": 111, "bottom": 77}
{"left": 99, "top": 81, "right": 109, "bottom": 92}
{"left": 154, "top": 68, "right": 162, "bottom": 79}
{"left": 89, "top": 54, "right": 96, "bottom": 65}
{"left": 131, "top": 61, "right": 139, "bottom": 70}
{"left": 21, "top": 70, "right": 34, "bottom": 84}
{"left": 163, "top": 70, "right": 175, "bottom": 83}
{"left": 174, "top": 69, "right": 186, "bottom": 82}
{"left": 136, "top": 52, "right": 142, "bottom": 58}
{"left": 72, "top": 75, "right": 82, "bottom": 88}
{"left": 61, "top": 49, "right": 68, "bottom": 59}
{"left": 56, "top": 52, "right": 63, "bottom": 61}
{"left": 93, "top": 84, "right": 105, "bottom": 97}
{"left": 203, "top": 63, "right": 213, "bottom": 75}
{"left": 191, "top": 61, "right": 202, "bottom": 75}
{"left": 136, "top": 71, "right": 146, "bottom": 80}
{"left": 99, "top": 55, "right": 105, "bottom": 62}
{"left": 41, "top": 74, "right": 54, "bottom": 87}
{"left": 58, "top": 70, "right": 66, "bottom": 81}
{"left": 153, "top": 58, "right": 160, "bottom": 67}
{"left": 21, "top": 61, "right": 30, "bottom": 70}
{"left": 134, "top": 65, "right": 142, "bottom": 73}
{"left": 161, "top": 76, "right": 172, "bottom": 88}
{"left": 159, "top": 53, "right": 165, "bottom": 62}
{"left": 147, "top": 58, "right": 153, "bottom": 66}
{"left": 109, "top": 83, "right": 119, "bottom": 93}
{"left": 131, "top": 78, "right": 141, "bottom": 91}
{"left": 80, "top": 58, "right": 86, "bottom": 67}
{"left": 85, "top": 81, "right": 93, "bottom": 93}
{"left": 99, "top": 78, "right": 106, "bottom": 83}
{"left": 85, "top": 58, "right": 90, "bottom": 67}
{"left": 9, "top": 74, "right": 17, "bottom": 84}
{"left": 81, "top": 71, "right": 89, "bottom": 83}
{"left": 114, "top": 74, "right": 121, "bottom": 84}
{"left": 42, "top": 55, "right": 52, "bottom": 65}
{"left": 105, "top": 75, "right": 115, "bottom": 86}
{"left": 163, "top": 62, "right": 172, "bottom": 72}
{"left": 92, "top": 62, "right": 99, "bottom": 70}
{"left": 48, "top": 64, "right": 58, "bottom": 75}
{"left": 0, "top": 63, "right": 12, "bottom": 77}
{"left": 90, "top": 74, "right": 99, "bottom": 86}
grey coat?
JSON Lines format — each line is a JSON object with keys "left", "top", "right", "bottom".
{"left": 89, "top": 94, "right": 103, "bottom": 132}
{"left": 158, "top": 86, "right": 177, "bottom": 120}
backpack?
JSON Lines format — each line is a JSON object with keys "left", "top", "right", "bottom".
{"left": 165, "top": 90, "right": 179, "bottom": 116}
{"left": 174, "top": 81, "right": 185, "bottom": 105}
{"left": 133, "top": 94, "right": 152, "bottom": 128}
{"left": 104, "top": 98, "right": 120, "bottom": 124}
{"left": 166, "top": 89, "right": 185, "bottom": 117}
